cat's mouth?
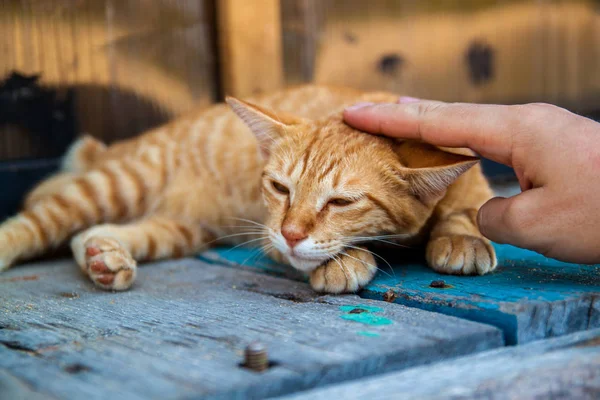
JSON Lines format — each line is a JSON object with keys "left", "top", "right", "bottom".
{"left": 286, "top": 253, "right": 329, "bottom": 272}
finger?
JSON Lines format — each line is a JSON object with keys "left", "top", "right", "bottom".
{"left": 477, "top": 189, "right": 551, "bottom": 252}
{"left": 343, "top": 100, "right": 522, "bottom": 165}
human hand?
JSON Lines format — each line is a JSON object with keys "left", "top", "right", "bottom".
{"left": 343, "top": 98, "right": 600, "bottom": 264}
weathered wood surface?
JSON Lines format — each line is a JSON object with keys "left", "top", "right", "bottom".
{"left": 0, "top": 259, "right": 502, "bottom": 399}
{"left": 364, "top": 244, "right": 600, "bottom": 345}
{"left": 202, "top": 243, "right": 600, "bottom": 346}
{"left": 199, "top": 182, "right": 600, "bottom": 345}
{"left": 277, "top": 327, "right": 600, "bottom": 400}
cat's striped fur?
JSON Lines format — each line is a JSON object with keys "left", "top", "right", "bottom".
{"left": 0, "top": 85, "right": 497, "bottom": 292}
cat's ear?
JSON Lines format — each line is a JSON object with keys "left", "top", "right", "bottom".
{"left": 395, "top": 141, "right": 479, "bottom": 204}
{"left": 226, "top": 96, "right": 306, "bottom": 159}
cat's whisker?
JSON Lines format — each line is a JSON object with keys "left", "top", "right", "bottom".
{"left": 340, "top": 250, "right": 393, "bottom": 280}
{"left": 331, "top": 254, "right": 351, "bottom": 286}
{"left": 342, "top": 244, "right": 396, "bottom": 279}
{"left": 206, "top": 231, "right": 267, "bottom": 246}
{"left": 240, "top": 243, "right": 273, "bottom": 267}
{"left": 226, "top": 217, "right": 271, "bottom": 231}
{"left": 222, "top": 236, "right": 270, "bottom": 255}
{"left": 351, "top": 233, "right": 413, "bottom": 244}
{"left": 218, "top": 225, "right": 270, "bottom": 231}
{"left": 354, "top": 238, "right": 411, "bottom": 248}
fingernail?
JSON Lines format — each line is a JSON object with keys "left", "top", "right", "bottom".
{"left": 398, "top": 96, "right": 420, "bottom": 103}
{"left": 345, "top": 102, "right": 375, "bottom": 111}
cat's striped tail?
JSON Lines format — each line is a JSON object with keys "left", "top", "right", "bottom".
{"left": 0, "top": 156, "right": 168, "bottom": 271}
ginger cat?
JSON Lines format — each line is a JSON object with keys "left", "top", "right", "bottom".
{"left": 0, "top": 85, "right": 497, "bottom": 293}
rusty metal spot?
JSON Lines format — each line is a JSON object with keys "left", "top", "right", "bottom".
{"left": 430, "top": 280, "right": 453, "bottom": 289}
{"left": 383, "top": 289, "right": 397, "bottom": 302}
{"left": 349, "top": 308, "right": 368, "bottom": 314}
{"left": 378, "top": 54, "right": 404, "bottom": 76}
{"left": 465, "top": 41, "right": 495, "bottom": 85}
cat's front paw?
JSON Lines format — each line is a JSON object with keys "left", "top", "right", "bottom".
{"left": 426, "top": 235, "right": 497, "bottom": 275}
{"left": 310, "top": 248, "right": 377, "bottom": 294}
{"left": 82, "top": 237, "right": 137, "bottom": 291}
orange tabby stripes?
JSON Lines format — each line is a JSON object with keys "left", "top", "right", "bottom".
{"left": 0, "top": 85, "right": 497, "bottom": 293}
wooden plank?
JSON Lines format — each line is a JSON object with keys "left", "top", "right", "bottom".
{"left": 281, "top": 1, "right": 600, "bottom": 112}
{"left": 362, "top": 244, "right": 600, "bottom": 345}
{"left": 201, "top": 243, "right": 600, "bottom": 346}
{"left": 217, "top": 0, "right": 284, "bottom": 97}
{"left": 276, "top": 328, "right": 600, "bottom": 400}
{"left": 0, "top": 259, "right": 502, "bottom": 399}
{"left": 198, "top": 182, "right": 600, "bottom": 345}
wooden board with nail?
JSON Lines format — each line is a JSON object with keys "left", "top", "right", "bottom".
{"left": 202, "top": 242, "right": 600, "bottom": 345}
{"left": 0, "top": 259, "right": 502, "bottom": 399}
{"left": 275, "top": 327, "right": 600, "bottom": 400}
{"left": 199, "top": 182, "right": 600, "bottom": 345}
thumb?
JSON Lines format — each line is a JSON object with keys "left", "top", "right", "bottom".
{"left": 477, "top": 189, "right": 548, "bottom": 251}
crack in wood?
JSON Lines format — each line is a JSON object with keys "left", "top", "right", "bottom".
{"left": 1, "top": 341, "right": 39, "bottom": 354}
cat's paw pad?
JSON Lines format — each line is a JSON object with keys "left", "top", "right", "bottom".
{"left": 426, "top": 235, "right": 497, "bottom": 275}
{"left": 310, "top": 250, "right": 377, "bottom": 294}
{"left": 84, "top": 237, "right": 137, "bottom": 291}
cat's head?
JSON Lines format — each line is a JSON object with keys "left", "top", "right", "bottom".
{"left": 227, "top": 97, "right": 478, "bottom": 272}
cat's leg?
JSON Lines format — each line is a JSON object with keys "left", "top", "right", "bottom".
{"left": 71, "top": 216, "right": 212, "bottom": 290}
{"left": 24, "top": 136, "right": 106, "bottom": 209}
{"left": 0, "top": 158, "right": 164, "bottom": 272}
{"left": 309, "top": 247, "right": 377, "bottom": 294}
{"left": 426, "top": 167, "right": 497, "bottom": 275}
{"left": 23, "top": 172, "right": 79, "bottom": 209}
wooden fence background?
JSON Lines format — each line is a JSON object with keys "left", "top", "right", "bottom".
{"left": 1, "top": 0, "right": 599, "bottom": 161}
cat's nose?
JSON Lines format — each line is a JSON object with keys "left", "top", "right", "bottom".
{"left": 281, "top": 225, "right": 308, "bottom": 249}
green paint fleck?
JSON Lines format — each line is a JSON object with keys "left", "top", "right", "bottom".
{"left": 357, "top": 331, "right": 380, "bottom": 337}
{"left": 339, "top": 304, "right": 393, "bottom": 326}
{"left": 341, "top": 313, "right": 393, "bottom": 325}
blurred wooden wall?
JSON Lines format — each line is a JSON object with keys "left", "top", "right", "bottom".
{"left": 0, "top": 0, "right": 217, "bottom": 160}
{"left": 1, "top": 0, "right": 600, "bottom": 162}
{"left": 282, "top": 0, "right": 600, "bottom": 111}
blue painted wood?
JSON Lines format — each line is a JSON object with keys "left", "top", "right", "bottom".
{"left": 277, "top": 328, "right": 600, "bottom": 400}
{"left": 199, "top": 243, "right": 600, "bottom": 345}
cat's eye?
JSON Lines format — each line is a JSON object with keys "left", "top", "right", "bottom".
{"left": 328, "top": 198, "right": 354, "bottom": 207}
{"left": 271, "top": 181, "right": 289, "bottom": 194}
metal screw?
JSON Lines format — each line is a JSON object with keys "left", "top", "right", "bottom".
{"left": 244, "top": 341, "right": 269, "bottom": 372}
{"left": 430, "top": 280, "right": 447, "bottom": 288}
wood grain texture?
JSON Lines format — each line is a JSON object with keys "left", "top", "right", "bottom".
{"left": 217, "top": 0, "right": 284, "bottom": 97}
{"left": 276, "top": 328, "right": 600, "bottom": 400}
{"left": 1, "top": 0, "right": 216, "bottom": 159}
{"left": 202, "top": 243, "right": 600, "bottom": 346}
{"left": 281, "top": 0, "right": 600, "bottom": 112}
{"left": 0, "top": 259, "right": 502, "bottom": 399}
{"left": 198, "top": 182, "right": 600, "bottom": 345}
